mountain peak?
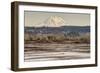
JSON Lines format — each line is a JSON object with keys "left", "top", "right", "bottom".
{"left": 34, "top": 16, "right": 67, "bottom": 27}
{"left": 44, "top": 16, "right": 65, "bottom": 27}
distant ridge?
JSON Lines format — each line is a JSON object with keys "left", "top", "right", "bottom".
{"left": 25, "top": 26, "right": 90, "bottom": 34}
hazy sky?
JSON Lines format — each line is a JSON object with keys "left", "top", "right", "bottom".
{"left": 24, "top": 11, "right": 90, "bottom": 27}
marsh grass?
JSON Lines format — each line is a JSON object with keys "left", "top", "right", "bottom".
{"left": 24, "top": 32, "right": 90, "bottom": 44}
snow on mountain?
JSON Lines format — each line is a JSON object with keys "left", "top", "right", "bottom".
{"left": 33, "top": 16, "right": 67, "bottom": 27}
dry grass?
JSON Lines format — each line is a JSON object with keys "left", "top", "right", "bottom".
{"left": 24, "top": 33, "right": 90, "bottom": 44}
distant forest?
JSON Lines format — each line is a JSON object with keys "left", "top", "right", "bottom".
{"left": 24, "top": 26, "right": 90, "bottom": 44}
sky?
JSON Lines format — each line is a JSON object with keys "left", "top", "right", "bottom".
{"left": 24, "top": 11, "right": 90, "bottom": 27}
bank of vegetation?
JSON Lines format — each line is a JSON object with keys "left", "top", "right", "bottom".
{"left": 24, "top": 32, "right": 90, "bottom": 44}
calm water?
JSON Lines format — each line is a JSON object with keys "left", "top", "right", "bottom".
{"left": 24, "top": 43, "right": 90, "bottom": 62}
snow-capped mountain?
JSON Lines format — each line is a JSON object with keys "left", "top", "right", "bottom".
{"left": 44, "top": 16, "right": 66, "bottom": 27}
{"left": 25, "top": 16, "right": 90, "bottom": 35}
{"left": 34, "top": 16, "right": 67, "bottom": 27}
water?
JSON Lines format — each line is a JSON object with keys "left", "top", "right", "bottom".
{"left": 24, "top": 43, "right": 90, "bottom": 62}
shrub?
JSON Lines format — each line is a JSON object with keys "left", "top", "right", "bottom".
{"left": 24, "top": 32, "right": 90, "bottom": 43}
